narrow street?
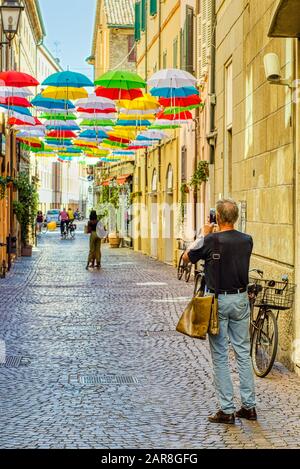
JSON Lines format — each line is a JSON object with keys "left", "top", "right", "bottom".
{"left": 0, "top": 228, "right": 299, "bottom": 449}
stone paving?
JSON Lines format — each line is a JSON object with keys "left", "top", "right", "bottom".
{"left": 1, "top": 227, "right": 300, "bottom": 449}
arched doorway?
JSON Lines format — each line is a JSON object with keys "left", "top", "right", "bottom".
{"left": 150, "top": 169, "right": 158, "bottom": 258}
{"left": 164, "top": 164, "right": 174, "bottom": 264}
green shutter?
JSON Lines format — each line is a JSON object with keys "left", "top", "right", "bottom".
{"left": 141, "top": 0, "right": 146, "bottom": 31}
{"left": 150, "top": 0, "right": 157, "bottom": 16}
{"left": 135, "top": 2, "right": 141, "bottom": 41}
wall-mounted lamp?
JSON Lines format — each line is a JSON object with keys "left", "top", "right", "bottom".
{"left": 263, "top": 53, "right": 295, "bottom": 89}
{"left": 0, "top": 0, "right": 24, "bottom": 45}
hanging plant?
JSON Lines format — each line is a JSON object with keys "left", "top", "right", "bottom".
{"left": 13, "top": 172, "right": 39, "bottom": 246}
{"left": 0, "top": 176, "right": 15, "bottom": 200}
{"left": 190, "top": 161, "right": 209, "bottom": 188}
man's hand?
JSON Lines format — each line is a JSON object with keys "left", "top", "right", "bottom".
{"left": 182, "top": 251, "right": 190, "bottom": 264}
{"left": 202, "top": 223, "right": 215, "bottom": 236}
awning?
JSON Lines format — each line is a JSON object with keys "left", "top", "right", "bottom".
{"left": 268, "top": 0, "right": 300, "bottom": 37}
{"left": 116, "top": 174, "right": 132, "bottom": 185}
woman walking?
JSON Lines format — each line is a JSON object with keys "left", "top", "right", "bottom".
{"left": 36, "top": 211, "right": 44, "bottom": 234}
{"left": 86, "top": 210, "right": 101, "bottom": 270}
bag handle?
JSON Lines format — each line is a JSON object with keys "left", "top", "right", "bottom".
{"left": 213, "top": 235, "right": 221, "bottom": 299}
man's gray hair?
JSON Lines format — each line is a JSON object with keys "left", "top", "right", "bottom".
{"left": 216, "top": 198, "right": 239, "bottom": 225}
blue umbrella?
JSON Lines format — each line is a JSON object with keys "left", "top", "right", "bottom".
{"left": 116, "top": 120, "right": 151, "bottom": 126}
{"left": 46, "top": 124, "right": 80, "bottom": 131}
{"left": 79, "top": 129, "right": 107, "bottom": 139}
{"left": 0, "top": 104, "right": 33, "bottom": 116}
{"left": 42, "top": 71, "right": 93, "bottom": 88}
{"left": 31, "top": 94, "right": 75, "bottom": 110}
{"left": 150, "top": 87, "right": 198, "bottom": 98}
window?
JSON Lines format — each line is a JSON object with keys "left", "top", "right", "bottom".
{"left": 173, "top": 36, "right": 178, "bottom": 68}
{"left": 181, "top": 146, "right": 187, "bottom": 182}
{"left": 150, "top": 0, "right": 157, "bottom": 16}
{"left": 224, "top": 61, "right": 233, "bottom": 197}
{"left": 167, "top": 164, "right": 173, "bottom": 191}
{"left": 197, "top": 0, "right": 213, "bottom": 78}
{"left": 135, "top": 2, "right": 141, "bottom": 41}
{"left": 128, "top": 35, "right": 136, "bottom": 62}
{"left": 152, "top": 169, "right": 158, "bottom": 192}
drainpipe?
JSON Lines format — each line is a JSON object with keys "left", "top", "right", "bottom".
{"left": 208, "top": 1, "right": 216, "bottom": 165}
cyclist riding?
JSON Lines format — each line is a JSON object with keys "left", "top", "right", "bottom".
{"left": 59, "top": 208, "right": 69, "bottom": 237}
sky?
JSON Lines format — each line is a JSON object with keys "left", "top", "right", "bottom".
{"left": 39, "top": 0, "right": 97, "bottom": 80}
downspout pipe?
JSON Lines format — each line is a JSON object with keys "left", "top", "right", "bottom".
{"left": 209, "top": 0, "right": 216, "bottom": 164}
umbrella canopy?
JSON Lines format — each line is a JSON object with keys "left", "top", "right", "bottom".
{"left": 42, "top": 71, "right": 93, "bottom": 88}
{"left": 139, "top": 130, "right": 167, "bottom": 140}
{"left": 77, "top": 107, "right": 116, "bottom": 114}
{"left": 150, "top": 86, "right": 198, "bottom": 98}
{"left": 0, "top": 104, "right": 33, "bottom": 116}
{"left": 0, "top": 96, "right": 32, "bottom": 107}
{"left": 148, "top": 69, "right": 197, "bottom": 89}
{"left": 0, "top": 86, "right": 34, "bottom": 98}
{"left": 32, "top": 94, "right": 75, "bottom": 110}
{"left": 47, "top": 130, "right": 77, "bottom": 139}
{"left": 79, "top": 129, "right": 108, "bottom": 139}
{"left": 8, "top": 114, "right": 36, "bottom": 126}
{"left": 119, "top": 94, "right": 160, "bottom": 111}
{"left": 0, "top": 71, "right": 39, "bottom": 88}
{"left": 42, "top": 87, "right": 88, "bottom": 100}
{"left": 40, "top": 112, "right": 77, "bottom": 120}
{"left": 95, "top": 87, "right": 143, "bottom": 100}
{"left": 157, "top": 110, "right": 193, "bottom": 120}
{"left": 75, "top": 94, "right": 115, "bottom": 109}
{"left": 95, "top": 70, "right": 146, "bottom": 90}
{"left": 16, "top": 129, "right": 45, "bottom": 138}
{"left": 79, "top": 113, "right": 116, "bottom": 120}
{"left": 159, "top": 94, "right": 201, "bottom": 107}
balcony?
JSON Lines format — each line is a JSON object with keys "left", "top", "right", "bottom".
{"left": 268, "top": 0, "right": 300, "bottom": 38}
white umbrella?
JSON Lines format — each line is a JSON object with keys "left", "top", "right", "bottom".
{"left": 44, "top": 120, "right": 79, "bottom": 128}
{"left": 81, "top": 125, "right": 113, "bottom": 131}
{"left": 16, "top": 129, "right": 45, "bottom": 138}
{"left": 139, "top": 130, "right": 168, "bottom": 140}
{"left": 13, "top": 125, "right": 46, "bottom": 132}
{"left": 0, "top": 86, "right": 34, "bottom": 98}
{"left": 35, "top": 106, "right": 72, "bottom": 113}
{"left": 79, "top": 112, "right": 116, "bottom": 120}
{"left": 75, "top": 93, "right": 115, "bottom": 109}
{"left": 5, "top": 111, "right": 36, "bottom": 125}
{"left": 148, "top": 68, "right": 197, "bottom": 89}
{"left": 119, "top": 108, "right": 160, "bottom": 115}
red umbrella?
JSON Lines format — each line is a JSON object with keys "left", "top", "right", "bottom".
{"left": 0, "top": 96, "right": 32, "bottom": 107}
{"left": 95, "top": 86, "right": 143, "bottom": 100}
{"left": 108, "top": 135, "right": 131, "bottom": 144}
{"left": 47, "top": 130, "right": 77, "bottom": 139}
{"left": 76, "top": 107, "right": 116, "bottom": 114}
{"left": 0, "top": 71, "right": 39, "bottom": 88}
{"left": 158, "top": 95, "right": 201, "bottom": 108}
{"left": 157, "top": 110, "right": 193, "bottom": 120}
{"left": 8, "top": 117, "right": 34, "bottom": 126}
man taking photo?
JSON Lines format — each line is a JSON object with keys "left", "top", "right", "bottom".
{"left": 183, "top": 198, "right": 256, "bottom": 424}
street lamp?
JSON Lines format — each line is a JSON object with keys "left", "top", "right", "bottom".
{"left": 0, "top": 0, "right": 24, "bottom": 45}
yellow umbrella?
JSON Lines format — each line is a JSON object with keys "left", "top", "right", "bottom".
{"left": 119, "top": 93, "right": 160, "bottom": 111}
{"left": 42, "top": 86, "right": 88, "bottom": 100}
{"left": 118, "top": 113, "right": 156, "bottom": 121}
{"left": 107, "top": 129, "right": 136, "bottom": 140}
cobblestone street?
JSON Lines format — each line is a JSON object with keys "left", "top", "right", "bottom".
{"left": 1, "top": 229, "right": 300, "bottom": 449}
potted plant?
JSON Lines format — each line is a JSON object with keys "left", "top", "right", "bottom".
{"left": 108, "top": 184, "right": 122, "bottom": 248}
{"left": 13, "top": 172, "right": 39, "bottom": 257}
{"left": 189, "top": 161, "right": 210, "bottom": 189}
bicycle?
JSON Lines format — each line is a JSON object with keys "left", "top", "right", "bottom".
{"left": 41, "top": 222, "right": 48, "bottom": 234}
{"left": 61, "top": 221, "right": 77, "bottom": 240}
{"left": 177, "top": 241, "right": 193, "bottom": 282}
{"left": 193, "top": 261, "right": 206, "bottom": 297}
{"left": 248, "top": 269, "right": 296, "bottom": 378}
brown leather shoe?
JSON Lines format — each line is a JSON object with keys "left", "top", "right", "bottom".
{"left": 236, "top": 407, "right": 257, "bottom": 421}
{"left": 208, "top": 410, "right": 235, "bottom": 424}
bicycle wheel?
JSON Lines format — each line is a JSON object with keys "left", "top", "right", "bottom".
{"left": 177, "top": 253, "right": 185, "bottom": 280}
{"left": 185, "top": 263, "right": 192, "bottom": 282}
{"left": 70, "top": 229, "right": 76, "bottom": 239}
{"left": 251, "top": 309, "right": 278, "bottom": 378}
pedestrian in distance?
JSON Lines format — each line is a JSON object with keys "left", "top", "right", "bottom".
{"left": 36, "top": 211, "right": 44, "bottom": 234}
{"left": 183, "top": 198, "right": 257, "bottom": 424}
{"left": 59, "top": 208, "right": 69, "bottom": 237}
{"left": 86, "top": 210, "right": 101, "bottom": 270}
{"left": 68, "top": 207, "right": 75, "bottom": 222}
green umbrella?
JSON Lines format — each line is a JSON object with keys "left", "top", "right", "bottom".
{"left": 95, "top": 70, "right": 146, "bottom": 90}
{"left": 40, "top": 113, "right": 78, "bottom": 120}
{"left": 163, "top": 104, "right": 201, "bottom": 115}
{"left": 150, "top": 124, "right": 181, "bottom": 129}
{"left": 81, "top": 119, "right": 115, "bottom": 127}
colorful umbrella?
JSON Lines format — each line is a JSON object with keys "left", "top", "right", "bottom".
{"left": 75, "top": 93, "right": 115, "bottom": 110}
{"left": 119, "top": 93, "right": 160, "bottom": 111}
{"left": 0, "top": 96, "right": 32, "bottom": 107}
{"left": 32, "top": 94, "right": 75, "bottom": 110}
{"left": 79, "top": 129, "right": 108, "bottom": 139}
{"left": 156, "top": 110, "right": 193, "bottom": 120}
{"left": 42, "top": 71, "right": 93, "bottom": 88}
{"left": 150, "top": 86, "right": 198, "bottom": 98}
{"left": 95, "top": 70, "right": 146, "bottom": 90}
{"left": 95, "top": 87, "right": 143, "bottom": 100}
{"left": 40, "top": 112, "right": 77, "bottom": 120}
{"left": 0, "top": 86, "right": 34, "bottom": 98}
{"left": 42, "top": 87, "right": 88, "bottom": 100}
{"left": 77, "top": 107, "right": 116, "bottom": 114}
{"left": 47, "top": 130, "right": 77, "bottom": 139}
{"left": 0, "top": 71, "right": 39, "bottom": 88}
{"left": 148, "top": 69, "right": 197, "bottom": 89}
{"left": 159, "top": 95, "right": 201, "bottom": 108}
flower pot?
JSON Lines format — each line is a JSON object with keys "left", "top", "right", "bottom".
{"left": 21, "top": 245, "right": 32, "bottom": 257}
{"left": 108, "top": 232, "right": 121, "bottom": 248}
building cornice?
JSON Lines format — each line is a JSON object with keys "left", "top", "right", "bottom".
{"left": 24, "top": 0, "right": 45, "bottom": 44}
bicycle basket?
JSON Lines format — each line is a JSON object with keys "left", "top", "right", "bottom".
{"left": 249, "top": 277, "right": 296, "bottom": 310}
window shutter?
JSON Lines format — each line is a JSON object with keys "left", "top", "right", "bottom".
{"left": 141, "top": 0, "right": 146, "bottom": 32}
{"left": 197, "top": 0, "right": 213, "bottom": 79}
{"left": 173, "top": 36, "right": 178, "bottom": 68}
{"left": 185, "top": 6, "right": 194, "bottom": 74}
{"left": 150, "top": 0, "right": 157, "bottom": 16}
{"left": 135, "top": 2, "right": 141, "bottom": 41}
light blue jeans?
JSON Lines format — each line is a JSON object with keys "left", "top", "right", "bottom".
{"left": 208, "top": 291, "right": 256, "bottom": 414}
